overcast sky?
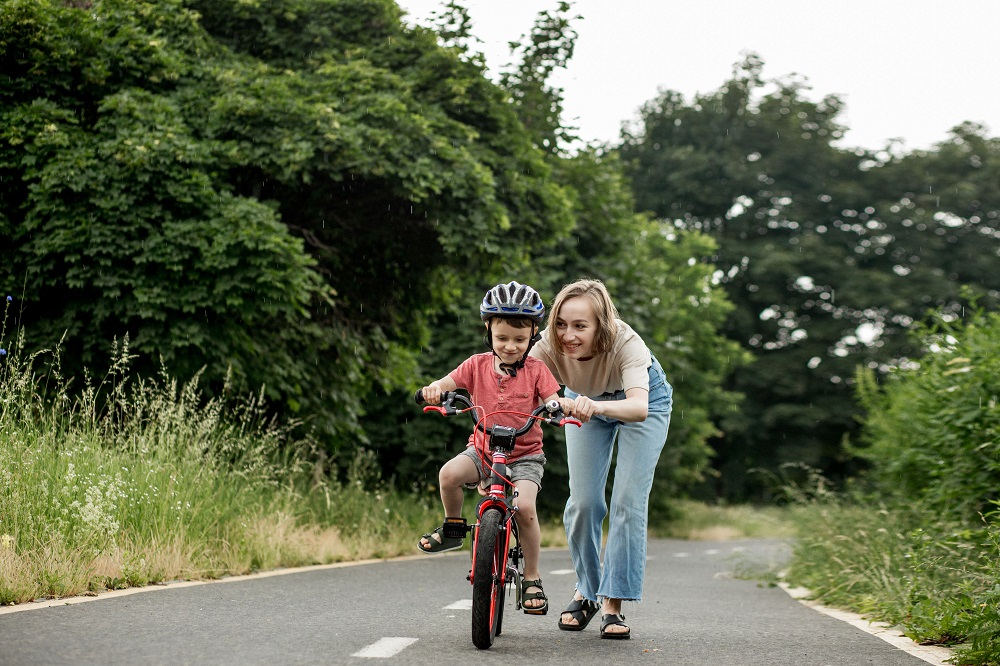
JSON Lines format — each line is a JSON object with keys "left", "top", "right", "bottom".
{"left": 397, "top": 0, "right": 1000, "bottom": 153}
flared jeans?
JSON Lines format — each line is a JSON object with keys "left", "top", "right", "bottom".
{"left": 563, "top": 355, "right": 672, "bottom": 602}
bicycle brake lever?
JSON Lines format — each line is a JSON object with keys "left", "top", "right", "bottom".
{"left": 422, "top": 405, "right": 448, "bottom": 415}
{"left": 559, "top": 417, "right": 583, "bottom": 428}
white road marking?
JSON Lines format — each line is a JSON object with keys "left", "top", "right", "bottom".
{"left": 673, "top": 552, "right": 690, "bottom": 558}
{"left": 703, "top": 549, "right": 720, "bottom": 555}
{"left": 443, "top": 599, "right": 472, "bottom": 610}
{"left": 352, "top": 637, "right": 418, "bottom": 659}
{"left": 548, "top": 569, "right": 574, "bottom": 575}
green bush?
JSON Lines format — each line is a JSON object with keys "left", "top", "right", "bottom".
{"left": 854, "top": 310, "right": 1000, "bottom": 522}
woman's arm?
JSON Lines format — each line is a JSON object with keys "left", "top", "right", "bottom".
{"left": 569, "top": 387, "right": 648, "bottom": 423}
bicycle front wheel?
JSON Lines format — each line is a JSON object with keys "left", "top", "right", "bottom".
{"left": 471, "top": 508, "right": 506, "bottom": 649}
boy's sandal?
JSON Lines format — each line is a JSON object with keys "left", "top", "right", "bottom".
{"left": 557, "top": 598, "right": 600, "bottom": 631}
{"left": 416, "top": 526, "right": 463, "bottom": 554}
{"left": 520, "top": 578, "right": 548, "bottom": 615}
{"left": 599, "top": 613, "right": 631, "bottom": 640}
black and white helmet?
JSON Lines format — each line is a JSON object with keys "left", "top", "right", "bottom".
{"left": 480, "top": 281, "right": 545, "bottom": 324}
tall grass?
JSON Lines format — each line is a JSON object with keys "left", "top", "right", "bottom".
{"left": 0, "top": 324, "right": 439, "bottom": 604}
{"left": 783, "top": 494, "right": 1000, "bottom": 666}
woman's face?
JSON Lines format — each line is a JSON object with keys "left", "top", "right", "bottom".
{"left": 489, "top": 319, "right": 533, "bottom": 366}
{"left": 554, "top": 296, "right": 597, "bottom": 360}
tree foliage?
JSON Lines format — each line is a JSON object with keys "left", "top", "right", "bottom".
{"left": 0, "top": 0, "right": 573, "bottom": 446}
{"left": 855, "top": 309, "right": 1000, "bottom": 522}
{"left": 0, "top": 0, "right": 746, "bottom": 509}
{"left": 619, "top": 55, "right": 1000, "bottom": 499}
{"left": 361, "top": 4, "right": 743, "bottom": 515}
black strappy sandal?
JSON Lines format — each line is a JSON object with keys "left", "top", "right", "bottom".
{"left": 557, "top": 597, "right": 600, "bottom": 631}
{"left": 599, "top": 613, "right": 631, "bottom": 640}
{"left": 520, "top": 578, "right": 548, "bottom": 615}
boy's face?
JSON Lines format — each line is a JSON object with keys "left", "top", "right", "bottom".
{"left": 488, "top": 319, "right": 533, "bottom": 366}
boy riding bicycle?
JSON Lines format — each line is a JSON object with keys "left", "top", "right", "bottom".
{"left": 417, "top": 281, "right": 569, "bottom": 614}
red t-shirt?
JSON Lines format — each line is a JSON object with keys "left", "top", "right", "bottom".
{"left": 449, "top": 353, "right": 561, "bottom": 461}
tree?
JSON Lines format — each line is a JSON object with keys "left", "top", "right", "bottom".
{"left": 0, "top": 0, "right": 572, "bottom": 448}
{"left": 619, "top": 55, "right": 1000, "bottom": 500}
{"left": 364, "top": 4, "right": 744, "bottom": 515}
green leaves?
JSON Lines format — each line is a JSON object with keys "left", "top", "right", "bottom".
{"left": 856, "top": 311, "right": 1000, "bottom": 521}
{"left": 0, "top": 0, "right": 583, "bottom": 453}
{"left": 619, "top": 53, "right": 1000, "bottom": 500}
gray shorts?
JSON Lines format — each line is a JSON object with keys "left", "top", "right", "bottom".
{"left": 459, "top": 448, "right": 546, "bottom": 490}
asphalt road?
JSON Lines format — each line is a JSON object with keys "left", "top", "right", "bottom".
{"left": 1, "top": 539, "right": 938, "bottom": 665}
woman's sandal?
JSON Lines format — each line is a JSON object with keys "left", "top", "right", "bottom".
{"left": 557, "top": 597, "right": 600, "bottom": 631}
{"left": 520, "top": 578, "right": 548, "bottom": 615}
{"left": 599, "top": 613, "right": 631, "bottom": 640}
{"left": 416, "top": 526, "right": 463, "bottom": 553}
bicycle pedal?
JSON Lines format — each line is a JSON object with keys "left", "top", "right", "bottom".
{"left": 441, "top": 516, "right": 470, "bottom": 539}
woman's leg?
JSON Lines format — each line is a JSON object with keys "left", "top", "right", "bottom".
{"left": 563, "top": 416, "right": 617, "bottom": 602}
{"left": 598, "top": 406, "right": 671, "bottom": 601}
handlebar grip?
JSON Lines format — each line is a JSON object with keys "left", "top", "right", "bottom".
{"left": 414, "top": 389, "right": 425, "bottom": 405}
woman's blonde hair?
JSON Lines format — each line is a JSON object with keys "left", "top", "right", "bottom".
{"left": 546, "top": 278, "right": 620, "bottom": 355}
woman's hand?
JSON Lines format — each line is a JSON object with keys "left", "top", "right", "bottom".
{"left": 569, "top": 395, "right": 599, "bottom": 423}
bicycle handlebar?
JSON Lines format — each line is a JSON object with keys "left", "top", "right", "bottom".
{"left": 414, "top": 389, "right": 582, "bottom": 434}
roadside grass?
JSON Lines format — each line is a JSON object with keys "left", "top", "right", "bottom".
{"left": 783, "top": 498, "right": 1000, "bottom": 666}
{"left": 0, "top": 335, "right": 445, "bottom": 605}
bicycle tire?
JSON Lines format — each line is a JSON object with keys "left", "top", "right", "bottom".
{"left": 471, "top": 508, "right": 506, "bottom": 649}
{"left": 498, "top": 518, "right": 521, "bottom": 635}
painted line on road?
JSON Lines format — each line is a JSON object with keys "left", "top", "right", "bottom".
{"left": 443, "top": 599, "right": 472, "bottom": 610}
{"left": 351, "top": 637, "right": 418, "bottom": 659}
{"left": 548, "top": 568, "right": 574, "bottom": 575}
{"left": 779, "top": 583, "right": 953, "bottom": 666}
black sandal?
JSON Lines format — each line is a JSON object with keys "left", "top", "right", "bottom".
{"left": 599, "top": 613, "right": 631, "bottom": 640}
{"left": 416, "top": 526, "right": 463, "bottom": 554}
{"left": 520, "top": 578, "right": 548, "bottom": 615}
{"left": 557, "top": 597, "right": 599, "bottom": 631}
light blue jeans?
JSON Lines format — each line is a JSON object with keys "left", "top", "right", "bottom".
{"left": 563, "top": 355, "right": 672, "bottom": 602}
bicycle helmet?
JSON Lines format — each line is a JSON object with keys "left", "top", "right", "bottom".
{"left": 480, "top": 281, "right": 545, "bottom": 324}
{"left": 480, "top": 281, "right": 545, "bottom": 377}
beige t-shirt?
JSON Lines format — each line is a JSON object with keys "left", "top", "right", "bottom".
{"left": 529, "top": 319, "right": 651, "bottom": 397}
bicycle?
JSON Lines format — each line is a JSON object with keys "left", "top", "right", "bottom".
{"left": 415, "top": 389, "right": 581, "bottom": 650}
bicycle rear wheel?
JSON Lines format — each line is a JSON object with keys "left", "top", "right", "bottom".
{"left": 471, "top": 508, "right": 506, "bottom": 649}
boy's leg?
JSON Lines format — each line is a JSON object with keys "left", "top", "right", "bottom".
{"left": 512, "top": 479, "right": 545, "bottom": 610}
{"left": 420, "top": 453, "right": 479, "bottom": 550}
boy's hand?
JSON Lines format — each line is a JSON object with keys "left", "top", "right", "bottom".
{"left": 421, "top": 384, "right": 443, "bottom": 405}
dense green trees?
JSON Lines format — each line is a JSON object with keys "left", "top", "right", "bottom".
{"left": 363, "top": 4, "right": 742, "bottom": 513}
{"left": 619, "top": 55, "right": 1000, "bottom": 499}
{"left": 1, "top": 0, "right": 738, "bottom": 511}
{"left": 1, "top": 0, "right": 572, "bottom": 443}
